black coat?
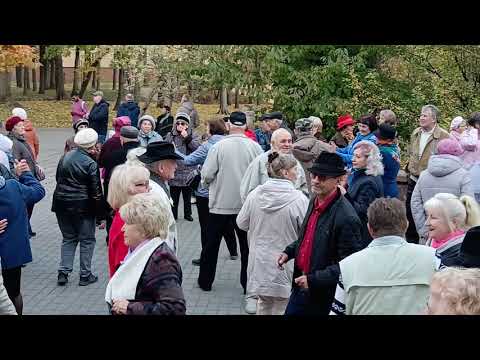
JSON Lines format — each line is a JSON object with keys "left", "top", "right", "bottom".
{"left": 88, "top": 99, "right": 110, "bottom": 136}
{"left": 284, "top": 190, "right": 363, "bottom": 315}
{"left": 156, "top": 113, "right": 174, "bottom": 138}
{"left": 51, "top": 147, "right": 105, "bottom": 219}
{"left": 345, "top": 170, "right": 384, "bottom": 246}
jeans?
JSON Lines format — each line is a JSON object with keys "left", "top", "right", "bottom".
{"left": 171, "top": 186, "right": 192, "bottom": 219}
{"left": 198, "top": 213, "right": 248, "bottom": 292}
{"left": 57, "top": 213, "right": 96, "bottom": 278}
{"left": 405, "top": 178, "right": 419, "bottom": 244}
{"left": 284, "top": 288, "right": 310, "bottom": 315}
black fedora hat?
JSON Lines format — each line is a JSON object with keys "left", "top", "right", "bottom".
{"left": 443, "top": 225, "right": 480, "bottom": 268}
{"left": 138, "top": 141, "right": 183, "bottom": 164}
{"left": 308, "top": 152, "right": 346, "bottom": 177}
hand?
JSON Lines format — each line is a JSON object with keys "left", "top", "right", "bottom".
{"left": 337, "top": 184, "right": 347, "bottom": 195}
{"left": 85, "top": 112, "right": 90, "bottom": 119}
{"left": 295, "top": 275, "right": 309, "bottom": 289}
{"left": 277, "top": 253, "right": 288, "bottom": 269}
{"left": 14, "top": 159, "right": 30, "bottom": 177}
{"left": 329, "top": 141, "right": 337, "bottom": 152}
{"left": 0, "top": 219, "right": 7, "bottom": 234}
{"left": 112, "top": 299, "right": 129, "bottom": 315}
{"left": 180, "top": 129, "right": 188, "bottom": 138}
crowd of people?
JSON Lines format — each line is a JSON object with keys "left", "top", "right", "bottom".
{"left": 1, "top": 91, "right": 480, "bottom": 316}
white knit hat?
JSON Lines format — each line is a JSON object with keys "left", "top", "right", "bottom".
{"left": 138, "top": 115, "right": 156, "bottom": 129}
{"left": 74, "top": 128, "right": 98, "bottom": 148}
{"left": 12, "top": 107, "right": 28, "bottom": 120}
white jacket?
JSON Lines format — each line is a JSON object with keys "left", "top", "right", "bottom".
{"left": 237, "top": 179, "right": 309, "bottom": 299}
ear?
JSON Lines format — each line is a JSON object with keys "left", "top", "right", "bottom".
{"left": 367, "top": 222, "right": 375, "bottom": 238}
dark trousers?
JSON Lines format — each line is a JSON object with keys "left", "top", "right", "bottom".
{"left": 198, "top": 213, "right": 248, "bottom": 292}
{"left": 196, "top": 196, "right": 237, "bottom": 256}
{"left": 171, "top": 186, "right": 192, "bottom": 219}
{"left": 285, "top": 288, "right": 309, "bottom": 315}
{"left": 405, "top": 178, "right": 419, "bottom": 244}
{"left": 27, "top": 204, "right": 34, "bottom": 234}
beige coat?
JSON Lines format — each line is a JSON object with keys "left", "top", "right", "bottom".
{"left": 406, "top": 125, "right": 450, "bottom": 178}
{"left": 237, "top": 179, "right": 309, "bottom": 299}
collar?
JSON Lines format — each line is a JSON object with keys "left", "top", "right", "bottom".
{"left": 421, "top": 125, "right": 436, "bottom": 135}
{"left": 368, "top": 235, "right": 406, "bottom": 248}
{"left": 314, "top": 188, "right": 338, "bottom": 211}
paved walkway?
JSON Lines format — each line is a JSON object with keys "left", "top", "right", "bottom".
{"left": 22, "top": 128, "right": 247, "bottom": 315}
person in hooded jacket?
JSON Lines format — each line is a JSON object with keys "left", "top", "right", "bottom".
{"left": 117, "top": 93, "right": 140, "bottom": 128}
{"left": 98, "top": 116, "right": 131, "bottom": 169}
{"left": 138, "top": 115, "right": 163, "bottom": 147}
{"left": 411, "top": 138, "right": 473, "bottom": 244}
{"left": 87, "top": 91, "right": 110, "bottom": 144}
{"left": 156, "top": 105, "right": 174, "bottom": 138}
{"left": 237, "top": 152, "right": 309, "bottom": 315}
{"left": 12, "top": 108, "right": 39, "bottom": 161}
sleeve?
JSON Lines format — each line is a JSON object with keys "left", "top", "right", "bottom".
{"left": 182, "top": 143, "right": 208, "bottom": 166}
{"left": 17, "top": 171, "right": 46, "bottom": 206}
{"left": 240, "top": 160, "right": 259, "bottom": 204}
{"left": 33, "top": 130, "right": 40, "bottom": 159}
{"left": 81, "top": 101, "right": 89, "bottom": 116}
{"left": 410, "top": 176, "right": 427, "bottom": 240}
{"left": 236, "top": 191, "right": 254, "bottom": 231}
{"left": 87, "top": 162, "right": 106, "bottom": 220}
{"left": 336, "top": 147, "right": 353, "bottom": 167}
{"left": 295, "top": 163, "right": 309, "bottom": 196}
{"left": 329, "top": 276, "right": 346, "bottom": 315}
{"left": 201, "top": 145, "right": 219, "bottom": 185}
{"left": 127, "top": 253, "right": 186, "bottom": 315}
{"left": 344, "top": 182, "right": 378, "bottom": 220}
{"left": 460, "top": 171, "right": 474, "bottom": 198}
{"left": 90, "top": 103, "right": 108, "bottom": 123}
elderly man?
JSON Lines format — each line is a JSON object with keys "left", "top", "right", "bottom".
{"left": 117, "top": 93, "right": 140, "bottom": 128}
{"left": 330, "top": 198, "right": 441, "bottom": 315}
{"left": 277, "top": 152, "right": 363, "bottom": 315}
{"left": 405, "top": 104, "right": 449, "bottom": 243}
{"left": 378, "top": 109, "right": 397, "bottom": 126}
{"left": 52, "top": 128, "right": 105, "bottom": 287}
{"left": 138, "top": 141, "right": 183, "bottom": 255}
{"left": 198, "top": 112, "right": 263, "bottom": 295}
{"left": 264, "top": 111, "right": 294, "bottom": 139}
{"left": 87, "top": 91, "right": 110, "bottom": 144}
{"left": 241, "top": 128, "right": 308, "bottom": 203}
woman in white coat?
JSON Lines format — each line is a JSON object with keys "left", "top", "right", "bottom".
{"left": 237, "top": 152, "right": 309, "bottom": 315}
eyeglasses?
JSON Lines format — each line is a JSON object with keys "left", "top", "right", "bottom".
{"left": 176, "top": 122, "right": 188, "bottom": 127}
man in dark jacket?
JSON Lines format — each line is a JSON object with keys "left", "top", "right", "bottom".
{"left": 278, "top": 152, "right": 363, "bottom": 315}
{"left": 52, "top": 128, "right": 105, "bottom": 287}
{"left": 117, "top": 93, "right": 140, "bottom": 128}
{"left": 155, "top": 105, "right": 174, "bottom": 138}
{"left": 87, "top": 91, "right": 110, "bottom": 144}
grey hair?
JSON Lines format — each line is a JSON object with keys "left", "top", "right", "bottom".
{"left": 353, "top": 141, "right": 384, "bottom": 176}
{"left": 422, "top": 104, "right": 440, "bottom": 122}
{"left": 379, "top": 109, "right": 397, "bottom": 125}
{"left": 126, "top": 147, "right": 147, "bottom": 167}
{"left": 271, "top": 128, "right": 292, "bottom": 144}
{"left": 267, "top": 152, "right": 297, "bottom": 180}
{"left": 308, "top": 116, "right": 323, "bottom": 128}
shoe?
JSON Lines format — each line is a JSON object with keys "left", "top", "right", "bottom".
{"left": 244, "top": 296, "right": 257, "bottom": 315}
{"left": 29, "top": 231, "right": 36, "bottom": 237}
{"left": 57, "top": 272, "right": 68, "bottom": 286}
{"left": 192, "top": 258, "right": 201, "bottom": 266}
{"left": 79, "top": 274, "right": 98, "bottom": 286}
{"left": 191, "top": 197, "right": 197, "bottom": 204}
{"left": 230, "top": 255, "right": 238, "bottom": 260}
{"left": 184, "top": 215, "right": 194, "bottom": 222}
{"left": 197, "top": 279, "right": 212, "bottom": 291}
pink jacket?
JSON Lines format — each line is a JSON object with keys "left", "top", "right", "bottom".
{"left": 71, "top": 100, "right": 89, "bottom": 124}
{"left": 450, "top": 127, "right": 480, "bottom": 168}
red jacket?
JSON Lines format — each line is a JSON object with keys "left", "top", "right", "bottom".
{"left": 108, "top": 210, "right": 128, "bottom": 277}
{"left": 245, "top": 129, "right": 258, "bottom": 142}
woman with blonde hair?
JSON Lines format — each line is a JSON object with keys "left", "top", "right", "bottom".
{"left": 105, "top": 192, "right": 186, "bottom": 315}
{"left": 424, "top": 193, "right": 480, "bottom": 264}
{"left": 426, "top": 267, "right": 480, "bottom": 315}
{"left": 107, "top": 164, "right": 151, "bottom": 277}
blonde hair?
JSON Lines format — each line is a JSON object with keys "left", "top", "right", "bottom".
{"left": 107, "top": 164, "right": 150, "bottom": 209}
{"left": 431, "top": 267, "right": 480, "bottom": 315}
{"left": 119, "top": 192, "right": 170, "bottom": 240}
{"left": 267, "top": 152, "right": 297, "bottom": 180}
{"left": 424, "top": 193, "right": 480, "bottom": 232}
{"left": 353, "top": 141, "right": 384, "bottom": 176}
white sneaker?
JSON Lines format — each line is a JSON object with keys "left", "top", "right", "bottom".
{"left": 244, "top": 296, "right": 257, "bottom": 315}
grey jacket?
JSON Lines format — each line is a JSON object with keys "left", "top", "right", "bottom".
{"left": 411, "top": 154, "right": 473, "bottom": 242}
{"left": 165, "top": 128, "right": 200, "bottom": 187}
{"left": 138, "top": 130, "right": 163, "bottom": 148}
{"left": 202, "top": 133, "right": 263, "bottom": 214}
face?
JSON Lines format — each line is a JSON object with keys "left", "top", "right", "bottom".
{"left": 425, "top": 281, "right": 455, "bottom": 315}
{"left": 341, "top": 125, "right": 354, "bottom": 136}
{"left": 122, "top": 223, "right": 147, "bottom": 248}
{"left": 282, "top": 166, "right": 298, "bottom": 183}
{"left": 272, "top": 133, "right": 293, "bottom": 154}
{"left": 176, "top": 120, "right": 189, "bottom": 132}
{"left": 93, "top": 95, "right": 102, "bottom": 104}
{"left": 261, "top": 121, "right": 270, "bottom": 132}
{"left": 128, "top": 179, "right": 150, "bottom": 196}
{"left": 352, "top": 148, "right": 368, "bottom": 170}
{"left": 457, "top": 123, "right": 467, "bottom": 134}
{"left": 77, "top": 124, "right": 88, "bottom": 131}
{"left": 425, "top": 207, "right": 452, "bottom": 240}
{"left": 160, "top": 107, "right": 167, "bottom": 115}
{"left": 141, "top": 121, "right": 153, "bottom": 133}
{"left": 157, "top": 159, "right": 177, "bottom": 180}
{"left": 358, "top": 123, "right": 370, "bottom": 136}
{"left": 267, "top": 119, "right": 279, "bottom": 131}
{"left": 310, "top": 173, "right": 339, "bottom": 197}
{"left": 13, "top": 121, "right": 25, "bottom": 136}
{"left": 419, "top": 109, "right": 436, "bottom": 130}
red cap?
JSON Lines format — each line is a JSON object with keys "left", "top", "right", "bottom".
{"left": 5, "top": 116, "right": 24, "bottom": 132}
{"left": 337, "top": 114, "right": 355, "bottom": 130}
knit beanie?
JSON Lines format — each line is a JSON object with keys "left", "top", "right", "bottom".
{"left": 73, "top": 119, "right": 89, "bottom": 132}
{"left": 5, "top": 116, "right": 24, "bottom": 132}
{"left": 437, "top": 138, "right": 464, "bottom": 157}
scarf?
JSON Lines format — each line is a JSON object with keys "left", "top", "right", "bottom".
{"left": 431, "top": 229, "right": 465, "bottom": 249}
{"left": 378, "top": 141, "right": 400, "bottom": 158}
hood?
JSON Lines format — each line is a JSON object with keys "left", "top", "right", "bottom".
{"left": 124, "top": 101, "right": 138, "bottom": 110}
{"left": 258, "top": 179, "right": 303, "bottom": 212}
{"left": 24, "top": 120, "right": 33, "bottom": 131}
{"left": 428, "top": 154, "right": 463, "bottom": 177}
{"left": 97, "top": 98, "right": 110, "bottom": 107}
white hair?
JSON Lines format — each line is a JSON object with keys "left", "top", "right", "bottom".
{"left": 107, "top": 164, "right": 150, "bottom": 209}
{"left": 353, "top": 140, "right": 384, "bottom": 176}
{"left": 308, "top": 116, "right": 322, "bottom": 128}
{"left": 422, "top": 104, "right": 440, "bottom": 122}
{"left": 125, "top": 147, "right": 147, "bottom": 167}
{"left": 271, "top": 128, "right": 291, "bottom": 144}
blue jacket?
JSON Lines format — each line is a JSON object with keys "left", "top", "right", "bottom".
{"left": 378, "top": 144, "right": 400, "bottom": 198}
{"left": 255, "top": 129, "right": 270, "bottom": 152}
{"left": 0, "top": 172, "right": 45, "bottom": 269}
{"left": 182, "top": 134, "right": 225, "bottom": 197}
{"left": 117, "top": 101, "right": 140, "bottom": 128}
{"left": 336, "top": 132, "right": 377, "bottom": 168}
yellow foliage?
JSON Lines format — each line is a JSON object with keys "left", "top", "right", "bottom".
{"left": 0, "top": 45, "right": 38, "bottom": 71}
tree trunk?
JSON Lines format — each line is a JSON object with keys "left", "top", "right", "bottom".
{"left": 234, "top": 88, "right": 240, "bottom": 108}
{"left": 23, "top": 67, "right": 30, "bottom": 95}
{"left": 71, "top": 46, "right": 80, "bottom": 96}
{"left": 227, "top": 88, "right": 232, "bottom": 106}
{"left": 112, "top": 68, "right": 117, "bottom": 90}
{"left": 15, "top": 66, "right": 23, "bottom": 87}
{"left": 55, "top": 55, "right": 65, "bottom": 100}
{"left": 49, "top": 58, "right": 56, "bottom": 89}
{"left": 39, "top": 45, "right": 46, "bottom": 94}
{"left": 78, "top": 59, "right": 100, "bottom": 98}
{"left": 140, "top": 84, "right": 160, "bottom": 118}
{"left": 0, "top": 71, "right": 11, "bottom": 101}
{"left": 219, "top": 86, "right": 229, "bottom": 114}
{"left": 32, "top": 68, "right": 37, "bottom": 92}
{"left": 133, "top": 79, "right": 140, "bottom": 100}
{"left": 114, "top": 68, "right": 125, "bottom": 111}
{"left": 95, "top": 63, "right": 101, "bottom": 90}
{"left": 91, "top": 69, "right": 96, "bottom": 89}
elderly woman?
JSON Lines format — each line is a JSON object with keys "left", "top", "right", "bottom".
{"left": 165, "top": 112, "right": 200, "bottom": 221}
{"left": 423, "top": 193, "right": 480, "bottom": 264}
{"left": 107, "top": 164, "right": 151, "bottom": 277}
{"left": 426, "top": 267, "right": 480, "bottom": 315}
{"left": 339, "top": 141, "right": 384, "bottom": 245}
{"left": 330, "top": 114, "right": 355, "bottom": 148}
{"left": 138, "top": 115, "right": 163, "bottom": 147}
{"left": 309, "top": 116, "right": 326, "bottom": 142}
{"left": 105, "top": 192, "right": 186, "bottom": 315}
{"left": 449, "top": 116, "right": 479, "bottom": 169}
{"left": 237, "top": 152, "right": 309, "bottom": 315}
{"left": 411, "top": 138, "right": 473, "bottom": 244}
{"left": 65, "top": 119, "right": 89, "bottom": 154}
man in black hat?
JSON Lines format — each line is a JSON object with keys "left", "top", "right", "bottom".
{"left": 264, "top": 111, "right": 294, "bottom": 140}
{"left": 277, "top": 152, "right": 363, "bottom": 315}
{"left": 138, "top": 141, "right": 183, "bottom": 254}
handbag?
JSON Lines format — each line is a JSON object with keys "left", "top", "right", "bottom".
{"left": 187, "top": 170, "right": 201, "bottom": 191}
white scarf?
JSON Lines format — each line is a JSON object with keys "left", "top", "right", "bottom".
{"left": 105, "top": 237, "right": 167, "bottom": 306}
{"left": 149, "top": 181, "right": 178, "bottom": 254}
